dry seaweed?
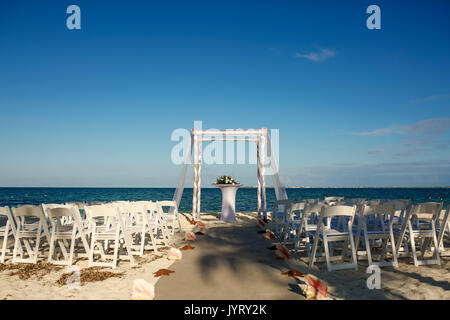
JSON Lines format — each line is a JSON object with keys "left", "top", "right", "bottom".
{"left": 0, "top": 262, "right": 63, "bottom": 280}
{"left": 56, "top": 267, "right": 124, "bottom": 286}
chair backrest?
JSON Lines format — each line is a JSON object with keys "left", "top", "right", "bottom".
{"left": 287, "top": 202, "right": 305, "bottom": 219}
{"left": 118, "top": 203, "right": 147, "bottom": 218}
{"left": 85, "top": 204, "right": 120, "bottom": 218}
{"left": 133, "top": 201, "right": 156, "bottom": 214}
{"left": 11, "top": 205, "right": 46, "bottom": 218}
{"left": 303, "top": 198, "right": 319, "bottom": 204}
{"left": 303, "top": 203, "right": 325, "bottom": 216}
{"left": 158, "top": 200, "right": 176, "bottom": 207}
{"left": 321, "top": 205, "right": 357, "bottom": 218}
{"left": 42, "top": 203, "right": 73, "bottom": 217}
{"left": 47, "top": 206, "right": 77, "bottom": 219}
{"left": 157, "top": 201, "right": 178, "bottom": 214}
{"left": 317, "top": 205, "right": 356, "bottom": 232}
{"left": 384, "top": 199, "right": 410, "bottom": 210}
{"left": 411, "top": 202, "right": 443, "bottom": 221}
{"left": 0, "top": 206, "right": 13, "bottom": 219}
{"left": 47, "top": 206, "right": 85, "bottom": 231}
{"left": 0, "top": 206, "right": 16, "bottom": 231}
{"left": 366, "top": 199, "right": 381, "bottom": 206}
{"left": 362, "top": 203, "right": 396, "bottom": 217}
{"left": 343, "top": 198, "right": 366, "bottom": 205}
{"left": 290, "top": 202, "right": 306, "bottom": 211}
{"left": 273, "top": 199, "right": 293, "bottom": 213}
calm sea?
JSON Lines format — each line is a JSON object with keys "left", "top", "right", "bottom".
{"left": 0, "top": 187, "right": 448, "bottom": 213}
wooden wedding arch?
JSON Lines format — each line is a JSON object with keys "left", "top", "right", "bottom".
{"left": 172, "top": 128, "right": 287, "bottom": 220}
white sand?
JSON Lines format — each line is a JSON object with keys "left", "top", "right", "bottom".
{"left": 0, "top": 212, "right": 449, "bottom": 300}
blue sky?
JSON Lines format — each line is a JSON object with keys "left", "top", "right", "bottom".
{"left": 0, "top": 0, "right": 449, "bottom": 187}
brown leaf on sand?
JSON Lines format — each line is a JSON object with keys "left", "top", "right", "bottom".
{"left": 180, "top": 245, "right": 195, "bottom": 250}
{"left": 281, "top": 270, "right": 304, "bottom": 278}
{"left": 153, "top": 269, "right": 175, "bottom": 277}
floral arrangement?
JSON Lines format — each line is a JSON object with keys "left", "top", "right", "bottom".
{"left": 215, "top": 175, "right": 239, "bottom": 185}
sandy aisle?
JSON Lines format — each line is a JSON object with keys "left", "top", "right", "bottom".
{"left": 155, "top": 224, "right": 304, "bottom": 300}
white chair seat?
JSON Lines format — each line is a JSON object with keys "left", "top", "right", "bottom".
{"left": 321, "top": 229, "right": 351, "bottom": 238}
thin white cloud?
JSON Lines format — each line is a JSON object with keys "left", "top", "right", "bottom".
{"left": 295, "top": 49, "right": 336, "bottom": 62}
{"left": 354, "top": 127, "right": 395, "bottom": 136}
{"left": 393, "top": 149, "right": 425, "bottom": 157}
{"left": 353, "top": 118, "right": 450, "bottom": 136}
{"left": 410, "top": 94, "right": 448, "bottom": 104}
{"left": 402, "top": 137, "right": 434, "bottom": 147}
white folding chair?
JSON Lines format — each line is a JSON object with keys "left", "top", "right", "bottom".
{"left": 0, "top": 206, "right": 19, "bottom": 263}
{"left": 354, "top": 204, "right": 398, "bottom": 267}
{"left": 85, "top": 204, "right": 135, "bottom": 268}
{"left": 47, "top": 206, "right": 90, "bottom": 266}
{"left": 156, "top": 201, "right": 181, "bottom": 236}
{"left": 281, "top": 201, "right": 306, "bottom": 244}
{"left": 118, "top": 203, "right": 158, "bottom": 256}
{"left": 437, "top": 205, "right": 450, "bottom": 256}
{"left": 135, "top": 201, "right": 170, "bottom": 246}
{"left": 294, "top": 202, "right": 325, "bottom": 256}
{"left": 395, "top": 202, "right": 442, "bottom": 266}
{"left": 11, "top": 205, "right": 50, "bottom": 264}
{"left": 309, "top": 205, "right": 358, "bottom": 271}
{"left": 270, "top": 199, "right": 293, "bottom": 236}
{"left": 47, "top": 205, "right": 89, "bottom": 266}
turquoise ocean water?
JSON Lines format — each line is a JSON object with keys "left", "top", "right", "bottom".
{"left": 0, "top": 187, "right": 448, "bottom": 213}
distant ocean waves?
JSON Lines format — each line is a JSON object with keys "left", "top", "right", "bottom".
{"left": 0, "top": 187, "right": 448, "bottom": 213}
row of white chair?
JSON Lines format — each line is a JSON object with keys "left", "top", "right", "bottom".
{"left": 0, "top": 200, "right": 181, "bottom": 268}
{"left": 271, "top": 198, "right": 450, "bottom": 271}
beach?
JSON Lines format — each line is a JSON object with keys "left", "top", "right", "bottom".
{"left": 0, "top": 211, "right": 448, "bottom": 300}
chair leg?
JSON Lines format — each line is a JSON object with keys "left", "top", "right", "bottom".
{"left": 389, "top": 229, "right": 399, "bottom": 268}
{"left": 431, "top": 227, "right": 441, "bottom": 265}
{"left": 34, "top": 231, "right": 41, "bottom": 264}
{"left": 48, "top": 230, "right": 56, "bottom": 263}
{"left": 112, "top": 234, "right": 119, "bottom": 269}
{"left": 12, "top": 235, "right": 20, "bottom": 263}
{"left": 1, "top": 223, "right": 9, "bottom": 263}
{"left": 341, "top": 239, "right": 349, "bottom": 262}
{"left": 410, "top": 234, "right": 419, "bottom": 266}
{"left": 88, "top": 234, "right": 96, "bottom": 267}
{"left": 177, "top": 214, "right": 182, "bottom": 234}
{"left": 323, "top": 237, "right": 332, "bottom": 271}
{"left": 309, "top": 232, "right": 320, "bottom": 268}
{"left": 349, "top": 234, "right": 358, "bottom": 270}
